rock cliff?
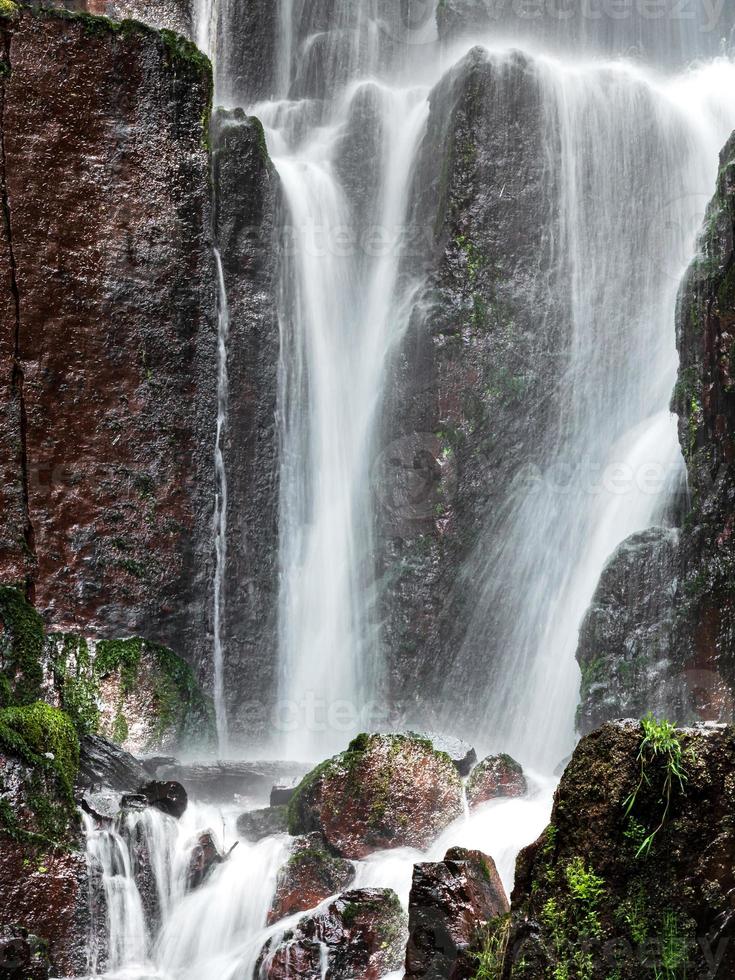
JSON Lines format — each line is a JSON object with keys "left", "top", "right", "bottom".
{"left": 0, "top": 5, "right": 216, "bottom": 676}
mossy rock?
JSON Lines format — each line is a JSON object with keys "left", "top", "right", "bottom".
{"left": 90, "top": 636, "right": 215, "bottom": 754}
{"left": 288, "top": 732, "right": 464, "bottom": 859}
{"left": 0, "top": 586, "right": 45, "bottom": 706}
{"left": 0, "top": 702, "right": 80, "bottom": 846}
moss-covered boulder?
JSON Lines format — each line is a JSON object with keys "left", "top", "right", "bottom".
{"left": 288, "top": 733, "right": 464, "bottom": 859}
{"left": 0, "top": 586, "right": 214, "bottom": 753}
{"left": 258, "top": 888, "right": 408, "bottom": 980}
{"left": 87, "top": 636, "right": 214, "bottom": 754}
{"left": 466, "top": 754, "right": 527, "bottom": 809}
{"left": 502, "top": 720, "right": 735, "bottom": 979}
{"left": 0, "top": 703, "right": 95, "bottom": 974}
{"left": 267, "top": 833, "right": 355, "bottom": 925}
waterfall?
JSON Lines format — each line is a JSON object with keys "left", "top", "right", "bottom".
{"left": 82, "top": 802, "right": 291, "bottom": 979}
{"left": 213, "top": 249, "right": 230, "bottom": 752}
{"left": 431, "top": 53, "right": 735, "bottom": 770}
{"left": 247, "top": 3, "right": 437, "bottom": 760}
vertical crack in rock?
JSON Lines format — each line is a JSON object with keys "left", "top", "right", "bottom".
{"left": 0, "top": 26, "right": 36, "bottom": 596}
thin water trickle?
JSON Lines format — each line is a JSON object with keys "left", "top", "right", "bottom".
{"left": 212, "top": 250, "right": 230, "bottom": 753}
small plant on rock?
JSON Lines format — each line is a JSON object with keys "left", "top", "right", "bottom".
{"left": 624, "top": 716, "right": 692, "bottom": 858}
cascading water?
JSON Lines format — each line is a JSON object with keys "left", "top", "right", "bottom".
{"left": 250, "top": 4, "right": 438, "bottom": 759}
{"left": 79, "top": 2, "right": 735, "bottom": 976}
{"left": 436, "top": 53, "right": 735, "bottom": 770}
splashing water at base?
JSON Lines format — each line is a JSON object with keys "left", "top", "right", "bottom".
{"left": 77, "top": 784, "right": 554, "bottom": 980}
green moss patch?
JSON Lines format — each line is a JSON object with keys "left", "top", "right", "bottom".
{"left": 0, "top": 585, "right": 45, "bottom": 706}
{"left": 0, "top": 702, "right": 80, "bottom": 846}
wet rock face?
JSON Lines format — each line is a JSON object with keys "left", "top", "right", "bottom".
{"left": 671, "top": 133, "right": 735, "bottom": 726}
{"left": 268, "top": 833, "right": 355, "bottom": 925}
{"left": 466, "top": 754, "right": 526, "bottom": 808}
{"left": 288, "top": 733, "right": 464, "bottom": 859}
{"left": 575, "top": 528, "right": 680, "bottom": 734}
{"left": 236, "top": 805, "right": 288, "bottom": 842}
{"left": 258, "top": 888, "right": 408, "bottom": 980}
{"left": 0, "top": 925, "right": 50, "bottom": 979}
{"left": 210, "top": 109, "right": 281, "bottom": 745}
{"left": 405, "top": 847, "right": 509, "bottom": 979}
{"left": 505, "top": 721, "right": 735, "bottom": 979}
{"left": 379, "top": 47, "right": 567, "bottom": 736}
{"left": 0, "top": 7, "right": 216, "bottom": 674}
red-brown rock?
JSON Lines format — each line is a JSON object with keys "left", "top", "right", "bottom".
{"left": 288, "top": 733, "right": 464, "bottom": 859}
{"left": 186, "top": 830, "right": 225, "bottom": 891}
{"left": 404, "top": 847, "right": 509, "bottom": 979}
{"left": 0, "top": 5, "right": 216, "bottom": 670}
{"left": 466, "top": 754, "right": 527, "bottom": 808}
{"left": 258, "top": 888, "right": 408, "bottom": 980}
{"left": 267, "top": 833, "right": 355, "bottom": 925}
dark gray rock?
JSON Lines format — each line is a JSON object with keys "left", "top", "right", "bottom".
{"left": 379, "top": 47, "right": 567, "bottom": 737}
{"left": 211, "top": 108, "right": 281, "bottom": 746}
{"left": 139, "top": 780, "right": 188, "bottom": 819}
{"left": 159, "top": 760, "right": 308, "bottom": 804}
{"left": 576, "top": 527, "right": 679, "bottom": 734}
{"left": 0, "top": 925, "right": 50, "bottom": 980}
{"left": 236, "top": 805, "right": 288, "bottom": 842}
{"left": 505, "top": 721, "right": 735, "bottom": 978}
{"left": 76, "top": 735, "right": 148, "bottom": 793}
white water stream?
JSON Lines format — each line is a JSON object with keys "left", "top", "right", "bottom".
{"left": 77, "top": 1, "right": 735, "bottom": 977}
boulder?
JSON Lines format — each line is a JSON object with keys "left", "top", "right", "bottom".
{"left": 267, "top": 833, "right": 355, "bottom": 925}
{"left": 405, "top": 847, "right": 509, "bottom": 979}
{"left": 0, "top": 925, "right": 50, "bottom": 979}
{"left": 186, "top": 831, "right": 226, "bottom": 891}
{"left": 504, "top": 721, "right": 735, "bottom": 978}
{"left": 139, "top": 780, "right": 188, "bottom": 819}
{"left": 466, "top": 754, "right": 527, "bottom": 808}
{"left": 76, "top": 734, "right": 148, "bottom": 793}
{"left": 236, "top": 805, "right": 288, "bottom": 842}
{"left": 1, "top": 591, "right": 215, "bottom": 755}
{"left": 258, "top": 888, "right": 408, "bottom": 980}
{"left": 288, "top": 733, "right": 464, "bottom": 859}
